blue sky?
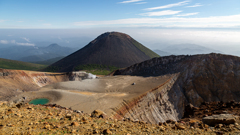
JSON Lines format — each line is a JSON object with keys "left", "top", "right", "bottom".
{"left": 0, "top": 0, "right": 240, "bottom": 28}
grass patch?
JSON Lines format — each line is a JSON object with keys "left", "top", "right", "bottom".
{"left": 74, "top": 64, "right": 119, "bottom": 75}
{"left": 0, "top": 58, "right": 46, "bottom": 71}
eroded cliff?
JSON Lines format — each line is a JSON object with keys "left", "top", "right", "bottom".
{"left": 112, "top": 74, "right": 185, "bottom": 124}
{"left": 0, "top": 69, "right": 91, "bottom": 101}
{"left": 112, "top": 53, "right": 240, "bottom": 123}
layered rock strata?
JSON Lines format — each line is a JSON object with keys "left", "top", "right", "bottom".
{"left": 112, "top": 74, "right": 184, "bottom": 124}
{"left": 0, "top": 69, "right": 92, "bottom": 101}
{"left": 112, "top": 53, "right": 240, "bottom": 123}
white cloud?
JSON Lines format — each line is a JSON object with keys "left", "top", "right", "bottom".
{"left": 0, "top": 39, "right": 34, "bottom": 46}
{"left": 136, "top": 2, "right": 147, "bottom": 4}
{"left": 145, "top": 1, "right": 189, "bottom": 11}
{"left": 16, "top": 42, "right": 35, "bottom": 46}
{"left": 119, "top": 0, "right": 143, "bottom": 4}
{"left": 21, "top": 37, "right": 30, "bottom": 42}
{"left": 187, "top": 3, "right": 202, "bottom": 7}
{"left": 73, "top": 14, "right": 240, "bottom": 28}
{"left": 0, "top": 40, "right": 8, "bottom": 44}
{"left": 140, "top": 10, "right": 182, "bottom": 16}
{"left": 176, "top": 12, "right": 199, "bottom": 16}
{"left": 0, "top": 20, "right": 6, "bottom": 23}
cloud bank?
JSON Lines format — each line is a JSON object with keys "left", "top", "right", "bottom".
{"left": 176, "top": 12, "right": 199, "bottom": 16}
{"left": 187, "top": 3, "right": 203, "bottom": 8}
{"left": 140, "top": 10, "right": 182, "bottom": 16}
{"left": 74, "top": 14, "right": 240, "bottom": 28}
{"left": 0, "top": 39, "right": 35, "bottom": 46}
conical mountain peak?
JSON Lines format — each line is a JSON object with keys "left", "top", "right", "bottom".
{"left": 45, "top": 32, "right": 159, "bottom": 72}
{"left": 48, "top": 43, "right": 61, "bottom": 48}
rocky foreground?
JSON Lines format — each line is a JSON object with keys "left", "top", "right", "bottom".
{"left": 1, "top": 101, "right": 240, "bottom": 135}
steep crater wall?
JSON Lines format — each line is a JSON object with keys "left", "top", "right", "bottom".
{"left": 112, "top": 74, "right": 186, "bottom": 124}
{"left": 112, "top": 53, "right": 240, "bottom": 123}
{"left": 0, "top": 69, "right": 93, "bottom": 101}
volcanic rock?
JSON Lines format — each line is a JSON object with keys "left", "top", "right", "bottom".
{"left": 202, "top": 114, "right": 239, "bottom": 126}
{"left": 91, "top": 110, "right": 107, "bottom": 118}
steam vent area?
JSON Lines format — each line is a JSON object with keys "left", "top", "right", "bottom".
{"left": 1, "top": 53, "right": 240, "bottom": 125}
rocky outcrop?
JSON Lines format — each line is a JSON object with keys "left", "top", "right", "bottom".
{"left": 112, "top": 74, "right": 185, "bottom": 124}
{"left": 0, "top": 69, "right": 95, "bottom": 101}
{"left": 112, "top": 53, "right": 240, "bottom": 123}
{"left": 202, "top": 114, "right": 239, "bottom": 126}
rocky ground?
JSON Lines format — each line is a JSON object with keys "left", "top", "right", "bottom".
{"left": 1, "top": 101, "right": 240, "bottom": 135}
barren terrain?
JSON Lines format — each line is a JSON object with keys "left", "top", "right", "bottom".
{"left": 12, "top": 75, "right": 173, "bottom": 117}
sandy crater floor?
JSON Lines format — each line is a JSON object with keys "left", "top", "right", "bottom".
{"left": 13, "top": 75, "right": 173, "bottom": 116}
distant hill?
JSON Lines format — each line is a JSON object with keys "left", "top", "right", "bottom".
{"left": 45, "top": 32, "right": 159, "bottom": 72}
{"left": 161, "top": 44, "right": 222, "bottom": 55}
{"left": 0, "top": 44, "right": 77, "bottom": 62}
{"left": 18, "top": 53, "right": 63, "bottom": 63}
{"left": 33, "top": 56, "right": 64, "bottom": 65}
{"left": 154, "top": 49, "right": 172, "bottom": 56}
{"left": 0, "top": 58, "right": 46, "bottom": 71}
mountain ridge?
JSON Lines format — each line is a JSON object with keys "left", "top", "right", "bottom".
{"left": 0, "top": 58, "right": 46, "bottom": 71}
{"left": 0, "top": 44, "right": 77, "bottom": 62}
{"left": 161, "top": 43, "right": 222, "bottom": 55}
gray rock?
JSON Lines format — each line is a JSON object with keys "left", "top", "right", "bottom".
{"left": 202, "top": 114, "right": 239, "bottom": 126}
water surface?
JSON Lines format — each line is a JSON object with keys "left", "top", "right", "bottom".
{"left": 29, "top": 98, "right": 49, "bottom": 105}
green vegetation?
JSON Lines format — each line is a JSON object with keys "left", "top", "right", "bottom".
{"left": 44, "top": 66, "right": 62, "bottom": 72}
{"left": 131, "top": 39, "right": 160, "bottom": 58}
{"left": 33, "top": 56, "right": 64, "bottom": 65}
{"left": 74, "top": 64, "right": 119, "bottom": 75}
{"left": 0, "top": 58, "right": 47, "bottom": 71}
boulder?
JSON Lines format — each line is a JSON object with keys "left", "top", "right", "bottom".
{"left": 202, "top": 114, "right": 239, "bottom": 126}
{"left": 91, "top": 110, "right": 107, "bottom": 118}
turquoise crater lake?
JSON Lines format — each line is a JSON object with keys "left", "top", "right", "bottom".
{"left": 29, "top": 98, "right": 49, "bottom": 105}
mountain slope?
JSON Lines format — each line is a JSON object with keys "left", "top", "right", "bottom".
{"left": 0, "top": 58, "right": 46, "bottom": 71}
{"left": 0, "top": 44, "right": 76, "bottom": 62}
{"left": 45, "top": 32, "right": 159, "bottom": 72}
{"left": 18, "top": 53, "right": 63, "bottom": 63}
{"left": 162, "top": 44, "right": 222, "bottom": 55}
{"left": 154, "top": 49, "right": 172, "bottom": 56}
{"left": 33, "top": 56, "right": 65, "bottom": 65}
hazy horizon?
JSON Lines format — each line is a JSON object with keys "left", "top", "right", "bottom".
{"left": 1, "top": 0, "right": 240, "bottom": 56}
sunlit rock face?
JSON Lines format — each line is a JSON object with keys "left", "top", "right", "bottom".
{"left": 112, "top": 53, "right": 240, "bottom": 123}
